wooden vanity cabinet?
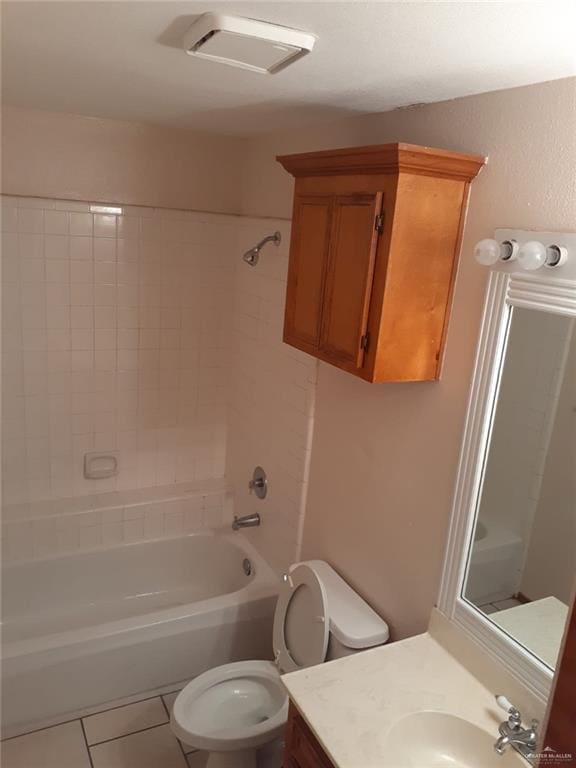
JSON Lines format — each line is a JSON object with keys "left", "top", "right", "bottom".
{"left": 277, "top": 143, "right": 486, "bottom": 383}
{"left": 284, "top": 703, "right": 335, "bottom": 768}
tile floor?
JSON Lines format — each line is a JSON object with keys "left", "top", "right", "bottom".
{"left": 478, "top": 597, "right": 523, "bottom": 615}
{"left": 1, "top": 689, "right": 208, "bottom": 768}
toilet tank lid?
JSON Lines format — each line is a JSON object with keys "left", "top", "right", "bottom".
{"left": 291, "top": 560, "right": 389, "bottom": 649}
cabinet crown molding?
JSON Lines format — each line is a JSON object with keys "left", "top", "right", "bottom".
{"left": 277, "top": 142, "right": 487, "bottom": 182}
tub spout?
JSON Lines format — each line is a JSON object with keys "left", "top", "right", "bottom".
{"left": 232, "top": 514, "right": 261, "bottom": 531}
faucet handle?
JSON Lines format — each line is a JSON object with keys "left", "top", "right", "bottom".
{"left": 496, "top": 695, "right": 515, "bottom": 712}
{"left": 495, "top": 695, "right": 522, "bottom": 728}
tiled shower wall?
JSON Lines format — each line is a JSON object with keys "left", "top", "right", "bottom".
{"left": 1, "top": 195, "right": 235, "bottom": 558}
{"left": 226, "top": 220, "right": 318, "bottom": 574}
{"left": 1, "top": 195, "right": 317, "bottom": 569}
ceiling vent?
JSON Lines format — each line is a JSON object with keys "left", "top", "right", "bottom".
{"left": 182, "top": 13, "right": 316, "bottom": 74}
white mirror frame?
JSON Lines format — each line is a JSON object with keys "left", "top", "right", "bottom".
{"left": 438, "top": 229, "right": 576, "bottom": 703}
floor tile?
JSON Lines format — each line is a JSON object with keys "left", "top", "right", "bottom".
{"left": 187, "top": 752, "right": 209, "bottom": 767}
{"left": 162, "top": 690, "right": 181, "bottom": 714}
{"left": 493, "top": 598, "right": 522, "bottom": 611}
{"left": 1, "top": 721, "right": 91, "bottom": 768}
{"left": 83, "top": 696, "right": 168, "bottom": 745}
{"left": 90, "top": 723, "right": 187, "bottom": 768}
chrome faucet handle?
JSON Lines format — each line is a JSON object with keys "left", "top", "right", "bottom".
{"left": 495, "top": 695, "right": 522, "bottom": 729}
{"left": 248, "top": 466, "right": 267, "bottom": 499}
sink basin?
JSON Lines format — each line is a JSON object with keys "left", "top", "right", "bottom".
{"left": 383, "top": 712, "right": 527, "bottom": 767}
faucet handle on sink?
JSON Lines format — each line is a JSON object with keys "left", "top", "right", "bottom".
{"left": 495, "top": 695, "right": 522, "bottom": 729}
{"left": 494, "top": 695, "right": 539, "bottom": 759}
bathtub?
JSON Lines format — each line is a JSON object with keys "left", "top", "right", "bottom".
{"left": 1, "top": 532, "right": 278, "bottom": 735}
{"left": 466, "top": 519, "right": 524, "bottom": 604}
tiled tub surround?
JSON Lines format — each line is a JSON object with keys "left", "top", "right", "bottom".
{"left": 1, "top": 480, "right": 229, "bottom": 563}
{"left": 227, "top": 219, "right": 318, "bottom": 574}
{"left": 1, "top": 196, "right": 317, "bottom": 577}
{"left": 1, "top": 195, "right": 235, "bottom": 508}
{"left": 2, "top": 531, "right": 277, "bottom": 734}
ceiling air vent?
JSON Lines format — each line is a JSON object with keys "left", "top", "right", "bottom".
{"left": 182, "top": 13, "right": 316, "bottom": 74}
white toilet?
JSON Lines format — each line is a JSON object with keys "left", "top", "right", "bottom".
{"left": 170, "top": 560, "right": 389, "bottom": 768}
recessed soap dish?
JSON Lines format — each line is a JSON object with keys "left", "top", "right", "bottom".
{"left": 84, "top": 452, "right": 119, "bottom": 480}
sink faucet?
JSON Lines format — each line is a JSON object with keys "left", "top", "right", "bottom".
{"left": 494, "top": 695, "right": 539, "bottom": 763}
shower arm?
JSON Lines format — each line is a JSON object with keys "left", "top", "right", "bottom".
{"left": 242, "top": 231, "right": 281, "bottom": 266}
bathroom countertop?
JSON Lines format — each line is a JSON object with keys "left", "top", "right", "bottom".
{"left": 490, "top": 596, "right": 568, "bottom": 669}
{"left": 281, "top": 631, "right": 508, "bottom": 768}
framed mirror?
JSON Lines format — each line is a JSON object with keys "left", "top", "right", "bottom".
{"left": 439, "top": 229, "right": 576, "bottom": 700}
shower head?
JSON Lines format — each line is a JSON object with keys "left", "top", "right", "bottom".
{"left": 242, "top": 231, "right": 281, "bottom": 266}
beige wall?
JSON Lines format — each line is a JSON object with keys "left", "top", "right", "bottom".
{"left": 1, "top": 106, "right": 247, "bottom": 215}
{"left": 240, "top": 77, "right": 576, "bottom": 640}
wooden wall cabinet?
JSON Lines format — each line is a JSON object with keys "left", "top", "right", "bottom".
{"left": 284, "top": 703, "right": 335, "bottom": 768}
{"left": 277, "top": 143, "right": 486, "bottom": 383}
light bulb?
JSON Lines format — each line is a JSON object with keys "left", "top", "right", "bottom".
{"left": 517, "top": 241, "right": 547, "bottom": 271}
{"left": 474, "top": 239, "right": 501, "bottom": 266}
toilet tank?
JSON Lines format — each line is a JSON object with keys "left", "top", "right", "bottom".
{"left": 297, "top": 560, "right": 389, "bottom": 659}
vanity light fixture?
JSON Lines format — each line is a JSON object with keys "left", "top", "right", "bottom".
{"left": 474, "top": 238, "right": 568, "bottom": 270}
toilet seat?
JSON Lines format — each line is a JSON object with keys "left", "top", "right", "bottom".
{"left": 273, "top": 563, "right": 329, "bottom": 673}
{"left": 171, "top": 660, "right": 288, "bottom": 752}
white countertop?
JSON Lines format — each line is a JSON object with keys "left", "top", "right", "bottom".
{"left": 490, "top": 596, "right": 568, "bottom": 669}
{"left": 281, "top": 632, "right": 511, "bottom": 768}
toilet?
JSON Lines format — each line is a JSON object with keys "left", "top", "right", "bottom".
{"left": 170, "top": 560, "right": 389, "bottom": 768}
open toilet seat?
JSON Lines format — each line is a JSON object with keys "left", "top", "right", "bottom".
{"left": 272, "top": 563, "right": 329, "bottom": 673}
{"left": 171, "top": 660, "right": 288, "bottom": 752}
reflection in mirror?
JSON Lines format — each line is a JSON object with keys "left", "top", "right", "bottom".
{"left": 464, "top": 307, "right": 575, "bottom": 670}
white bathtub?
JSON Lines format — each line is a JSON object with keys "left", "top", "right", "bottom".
{"left": 466, "top": 520, "right": 524, "bottom": 604}
{"left": 1, "top": 532, "right": 278, "bottom": 735}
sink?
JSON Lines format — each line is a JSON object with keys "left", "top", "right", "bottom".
{"left": 383, "top": 711, "right": 527, "bottom": 767}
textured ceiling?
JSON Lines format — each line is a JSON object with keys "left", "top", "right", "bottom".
{"left": 2, "top": 1, "right": 575, "bottom": 136}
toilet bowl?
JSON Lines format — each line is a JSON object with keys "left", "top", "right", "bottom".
{"left": 171, "top": 560, "right": 389, "bottom": 767}
{"left": 171, "top": 660, "right": 287, "bottom": 768}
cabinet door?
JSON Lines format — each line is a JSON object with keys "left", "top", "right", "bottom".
{"left": 284, "top": 195, "right": 332, "bottom": 352}
{"left": 284, "top": 704, "right": 335, "bottom": 768}
{"left": 319, "top": 193, "right": 383, "bottom": 369}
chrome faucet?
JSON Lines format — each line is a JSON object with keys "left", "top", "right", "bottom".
{"left": 232, "top": 513, "right": 261, "bottom": 530}
{"left": 494, "top": 695, "right": 539, "bottom": 762}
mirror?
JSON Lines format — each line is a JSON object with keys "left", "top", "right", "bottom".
{"left": 463, "top": 306, "right": 575, "bottom": 670}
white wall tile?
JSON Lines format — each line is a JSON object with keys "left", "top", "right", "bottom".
{"left": 17, "top": 208, "right": 44, "bottom": 234}
{"left": 44, "top": 234, "right": 69, "bottom": 260}
{"left": 69, "top": 236, "right": 92, "bottom": 260}
{"left": 69, "top": 212, "right": 93, "bottom": 237}
{"left": 2, "top": 196, "right": 237, "bottom": 560}
{"left": 44, "top": 210, "right": 69, "bottom": 235}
